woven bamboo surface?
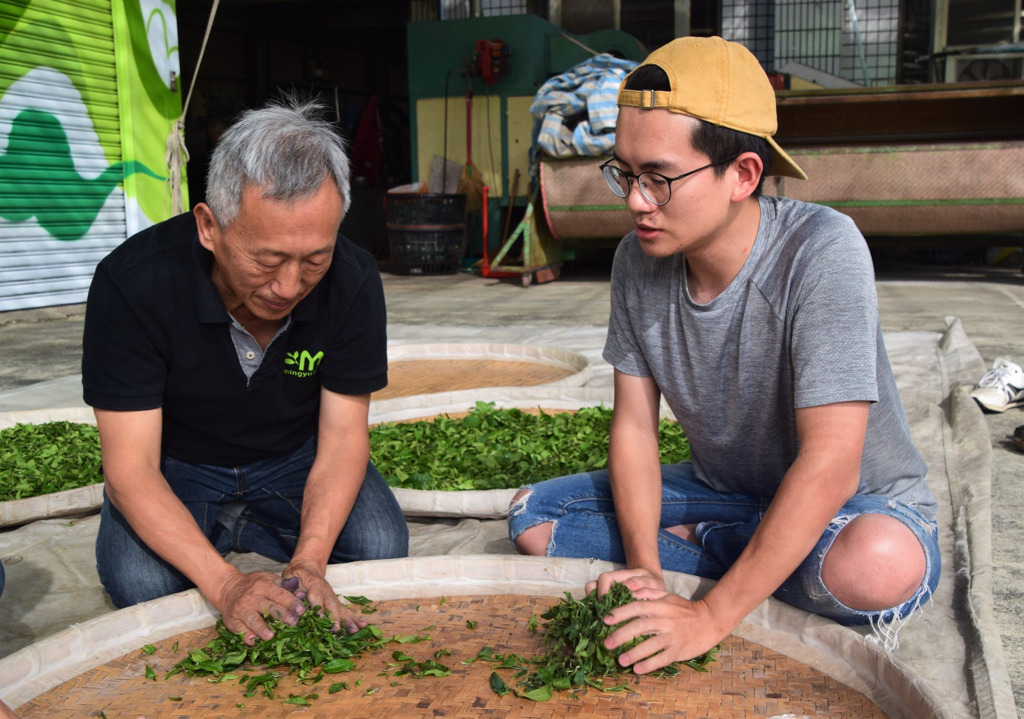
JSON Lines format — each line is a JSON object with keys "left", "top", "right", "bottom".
{"left": 373, "top": 359, "right": 575, "bottom": 400}
{"left": 18, "top": 594, "right": 885, "bottom": 718}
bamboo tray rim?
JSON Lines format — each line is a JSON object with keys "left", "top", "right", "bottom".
{"left": 0, "top": 555, "right": 950, "bottom": 718}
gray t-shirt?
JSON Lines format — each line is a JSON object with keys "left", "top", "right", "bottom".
{"left": 603, "top": 195, "right": 936, "bottom": 520}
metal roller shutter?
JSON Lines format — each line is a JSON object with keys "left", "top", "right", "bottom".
{"left": 0, "top": 0, "right": 126, "bottom": 311}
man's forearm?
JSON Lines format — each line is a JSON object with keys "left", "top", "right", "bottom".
{"left": 608, "top": 430, "right": 665, "bottom": 576}
{"left": 289, "top": 444, "right": 369, "bottom": 572}
{"left": 697, "top": 448, "right": 859, "bottom": 631}
{"left": 106, "top": 471, "right": 241, "bottom": 604}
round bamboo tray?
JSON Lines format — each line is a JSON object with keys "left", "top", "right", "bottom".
{"left": 373, "top": 343, "right": 591, "bottom": 400}
{"left": 0, "top": 556, "right": 951, "bottom": 717}
{"left": 14, "top": 594, "right": 885, "bottom": 718}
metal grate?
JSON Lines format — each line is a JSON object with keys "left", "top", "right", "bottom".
{"left": 776, "top": 0, "right": 843, "bottom": 76}
{"left": 722, "top": 0, "right": 777, "bottom": 69}
{"left": 481, "top": 0, "right": 529, "bottom": 15}
{"left": 441, "top": 0, "right": 472, "bottom": 19}
{"left": 723, "top": 0, "right": 902, "bottom": 85}
{"left": 410, "top": 0, "right": 529, "bottom": 20}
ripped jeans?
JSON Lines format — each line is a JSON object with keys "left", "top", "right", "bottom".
{"left": 507, "top": 462, "right": 940, "bottom": 631}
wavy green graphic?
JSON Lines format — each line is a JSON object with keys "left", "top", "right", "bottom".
{"left": 145, "top": 5, "right": 178, "bottom": 60}
{"left": 0, "top": 108, "right": 163, "bottom": 241}
{"left": 123, "top": 0, "right": 180, "bottom": 118}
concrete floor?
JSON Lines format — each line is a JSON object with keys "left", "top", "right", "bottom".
{"left": 1, "top": 259, "right": 1022, "bottom": 714}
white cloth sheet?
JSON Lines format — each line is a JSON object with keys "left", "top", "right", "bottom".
{"left": 0, "top": 319, "right": 1014, "bottom": 717}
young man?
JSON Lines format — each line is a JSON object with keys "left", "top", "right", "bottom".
{"left": 83, "top": 99, "right": 408, "bottom": 645}
{"left": 508, "top": 37, "right": 940, "bottom": 672}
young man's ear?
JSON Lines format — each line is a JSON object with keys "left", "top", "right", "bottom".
{"left": 730, "top": 153, "right": 764, "bottom": 202}
{"left": 193, "top": 203, "right": 220, "bottom": 253}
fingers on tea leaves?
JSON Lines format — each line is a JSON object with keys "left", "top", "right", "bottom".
{"left": 248, "top": 614, "right": 275, "bottom": 643}
{"left": 341, "top": 614, "right": 368, "bottom": 635}
{"left": 280, "top": 576, "right": 301, "bottom": 594}
{"left": 619, "top": 635, "right": 668, "bottom": 675}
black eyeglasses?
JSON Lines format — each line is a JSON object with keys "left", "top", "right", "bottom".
{"left": 599, "top": 154, "right": 740, "bottom": 206}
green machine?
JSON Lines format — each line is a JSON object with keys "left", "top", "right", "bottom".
{"left": 406, "top": 14, "right": 646, "bottom": 283}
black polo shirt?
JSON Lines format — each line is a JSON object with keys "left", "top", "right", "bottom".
{"left": 82, "top": 212, "right": 387, "bottom": 467}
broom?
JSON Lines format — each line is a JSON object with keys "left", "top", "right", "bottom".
{"left": 457, "top": 90, "right": 485, "bottom": 213}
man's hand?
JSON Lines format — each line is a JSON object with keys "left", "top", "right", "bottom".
{"left": 585, "top": 566, "right": 666, "bottom": 597}
{"left": 284, "top": 560, "right": 368, "bottom": 635}
{"left": 216, "top": 570, "right": 308, "bottom": 645}
{"left": 601, "top": 591, "right": 729, "bottom": 675}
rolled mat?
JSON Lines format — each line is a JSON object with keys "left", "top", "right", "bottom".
{"left": 539, "top": 157, "right": 633, "bottom": 241}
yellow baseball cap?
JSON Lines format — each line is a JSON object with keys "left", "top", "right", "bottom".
{"left": 618, "top": 36, "right": 807, "bottom": 180}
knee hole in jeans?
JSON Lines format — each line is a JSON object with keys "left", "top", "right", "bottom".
{"left": 512, "top": 520, "right": 553, "bottom": 556}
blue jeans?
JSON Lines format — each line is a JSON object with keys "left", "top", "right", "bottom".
{"left": 96, "top": 435, "right": 408, "bottom": 608}
{"left": 508, "top": 463, "right": 941, "bottom": 627}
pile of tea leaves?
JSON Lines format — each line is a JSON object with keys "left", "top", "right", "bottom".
{"left": 371, "top": 402, "right": 689, "bottom": 491}
{"left": 477, "top": 582, "right": 717, "bottom": 701}
{"left": 152, "top": 589, "right": 713, "bottom": 707}
{"left": 1, "top": 405, "right": 688, "bottom": 500}
{"left": 164, "top": 598, "right": 442, "bottom": 706}
{"left": 0, "top": 421, "right": 103, "bottom": 501}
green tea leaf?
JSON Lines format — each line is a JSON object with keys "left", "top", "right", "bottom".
{"left": 369, "top": 405, "right": 688, "bottom": 492}
{"left": 0, "top": 422, "right": 103, "bottom": 500}
{"left": 521, "top": 684, "right": 553, "bottom": 701}
{"left": 168, "top": 598, "right": 403, "bottom": 706}
{"left": 489, "top": 671, "right": 510, "bottom": 696}
{"left": 488, "top": 582, "right": 718, "bottom": 702}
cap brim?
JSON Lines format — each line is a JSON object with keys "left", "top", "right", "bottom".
{"left": 767, "top": 137, "right": 807, "bottom": 180}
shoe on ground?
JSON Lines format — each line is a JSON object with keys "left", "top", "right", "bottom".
{"left": 1013, "top": 426, "right": 1024, "bottom": 453}
{"left": 970, "top": 358, "right": 1024, "bottom": 412}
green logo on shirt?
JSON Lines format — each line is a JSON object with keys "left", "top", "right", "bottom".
{"left": 284, "top": 349, "right": 324, "bottom": 378}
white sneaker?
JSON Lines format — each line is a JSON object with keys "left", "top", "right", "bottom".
{"left": 970, "top": 358, "right": 1024, "bottom": 412}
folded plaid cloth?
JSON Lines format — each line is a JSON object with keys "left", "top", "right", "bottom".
{"left": 530, "top": 54, "right": 638, "bottom": 159}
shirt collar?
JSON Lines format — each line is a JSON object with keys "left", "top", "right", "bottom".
{"left": 192, "top": 235, "right": 231, "bottom": 324}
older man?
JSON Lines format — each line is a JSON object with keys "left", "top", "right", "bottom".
{"left": 83, "top": 99, "right": 407, "bottom": 644}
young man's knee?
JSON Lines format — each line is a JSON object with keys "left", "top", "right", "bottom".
{"left": 822, "top": 514, "right": 926, "bottom": 610}
{"left": 507, "top": 487, "right": 554, "bottom": 555}
{"left": 511, "top": 521, "right": 553, "bottom": 556}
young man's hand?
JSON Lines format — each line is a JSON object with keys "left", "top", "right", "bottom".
{"left": 585, "top": 566, "right": 666, "bottom": 596}
{"left": 600, "top": 592, "right": 730, "bottom": 675}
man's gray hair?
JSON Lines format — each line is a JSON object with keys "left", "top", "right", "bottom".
{"left": 205, "top": 98, "right": 351, "bottom": 226}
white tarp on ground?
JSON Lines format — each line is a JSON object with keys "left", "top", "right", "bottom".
{"left": 0, "top": 319, "right": 1015, "bottom": 717}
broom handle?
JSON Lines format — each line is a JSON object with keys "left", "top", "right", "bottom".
{"left": 465, "top": 90, "right": 472, "bottom": 170}
{"left": 503, "top": 168, "right": 520, "bottom": 244}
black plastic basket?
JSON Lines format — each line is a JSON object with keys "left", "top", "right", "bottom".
{"left": 388, "top": 225, "right": 466, "bottom": 275}
{"left": 386, "top": 193, "right": 466, "bottom": 226}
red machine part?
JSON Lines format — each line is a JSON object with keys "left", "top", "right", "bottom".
{"left": 474, "top": 39, "right": 509, "bottom": 85}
